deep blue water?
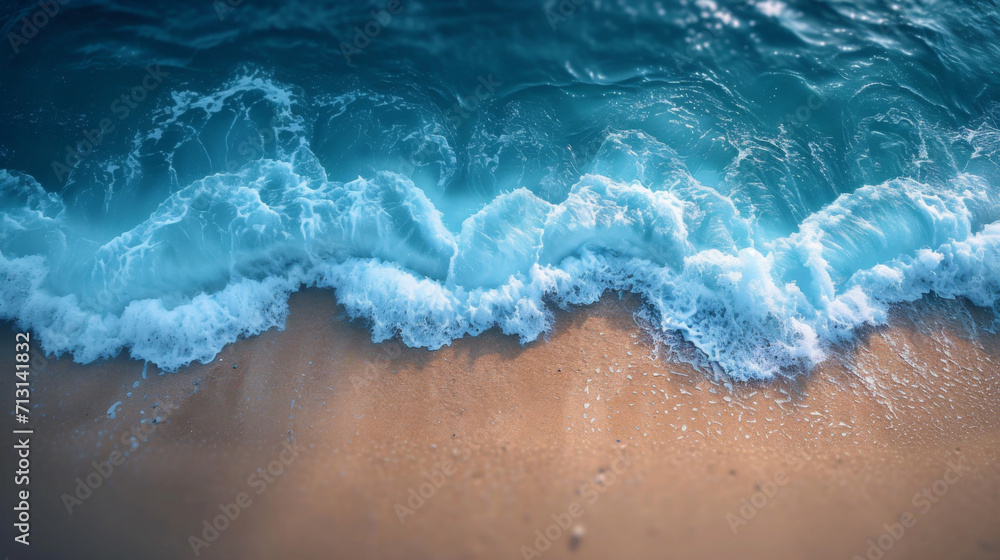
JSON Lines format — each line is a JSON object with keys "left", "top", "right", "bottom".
{"left": 1, "top": 0, "right": 998, "bottom": 379}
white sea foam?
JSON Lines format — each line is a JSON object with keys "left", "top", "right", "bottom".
{"left": 3, "top": 155, "right": 998, "bottom": 379}
{"left": 3, "top": 68, "right": 1000, "bottom": 380}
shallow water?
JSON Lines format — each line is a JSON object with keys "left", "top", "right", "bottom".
{"left": 1, "top": 0, "right": 998, "bottom": 378}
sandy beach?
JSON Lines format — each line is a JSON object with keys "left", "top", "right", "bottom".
{"left": 4, "top": 291, "right": 999, "bottom": 560}
{"left": 3, "top": 0, "right": 1000, "bottom": 558}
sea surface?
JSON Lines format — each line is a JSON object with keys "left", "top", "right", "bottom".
{"left": 1, "top": 0, "right": 998, "bottom": 379}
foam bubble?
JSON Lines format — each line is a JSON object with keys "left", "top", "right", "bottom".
{"left": 3, "top": 70, "right": 1000, "bottom": 379}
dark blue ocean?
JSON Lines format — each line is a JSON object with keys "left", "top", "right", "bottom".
{"left": 1, "top": 0, "right": 998, "bottom": 379}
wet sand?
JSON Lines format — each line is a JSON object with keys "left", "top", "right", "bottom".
{"left": 3, "top": 291, "right": 999, "bottom": 560}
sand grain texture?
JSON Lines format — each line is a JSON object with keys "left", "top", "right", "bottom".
{"left": 5, "top": 291, "right": 999, "bottom": 560}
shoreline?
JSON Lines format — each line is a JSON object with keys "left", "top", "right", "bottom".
{"left": 5, "top": 290, "right": 999, "bottom": 559}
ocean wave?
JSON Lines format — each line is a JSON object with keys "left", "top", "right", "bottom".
{"left": 2, "top": 0, "right": 999, "bottom": 379}
{"left": 2, "top": 150, "right": 999, "bottom": 379}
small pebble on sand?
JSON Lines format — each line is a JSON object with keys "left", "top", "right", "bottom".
{"left": 569, "top": 524, "right": 585, "bottom": 550}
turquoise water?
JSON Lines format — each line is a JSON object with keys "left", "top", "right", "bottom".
{"left": 1, "top": 0, "right": 998, "bottom": 379}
